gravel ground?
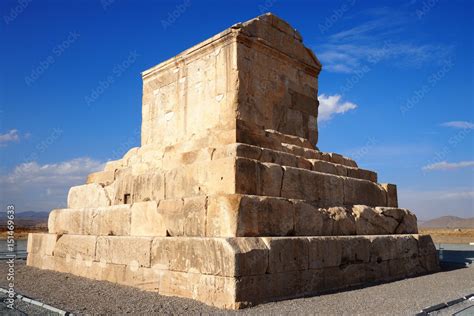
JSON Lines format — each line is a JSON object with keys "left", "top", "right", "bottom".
{"left": 0, "top": 260, "right": 473, "bottom": 315}
{"left": 0, "top": 292, "right": 59, "bottom": 315}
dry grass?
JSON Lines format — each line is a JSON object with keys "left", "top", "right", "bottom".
{"left": 420, "top": 228, "right": 474, "bottom": 244}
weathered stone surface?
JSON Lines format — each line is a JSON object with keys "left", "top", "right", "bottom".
{"left": 377, "top": 207, "right": 418, "bottom": 234}
{"left": 130, "top": 201, "right": 165, "bottom": 236}
{"left": 49, "top": 205, "right": 131, "bottom": 236}
{"left": 206, "top": 194, "right": 294, "bottom": 237}
{"left": 381, "top": 183, "right": 398, "bottom": 207}
{"left": 92, "top": 205, "right": 131, "bottom": 236}
{"left": 96, "top": 236, "right": 153, "bottom": 267}
{"left": 327, "top": 207, "right": 356, "bottom": 235}
{"left": 28, "top": 233, "right": 439, "bottom": 309}
{"left": 257, "top": 163, "right": 284, "bottom": 196}
{"left": 344, "top": 178, "right": 387, "bottom": 207}
{"left": 27, "top": 233, "right": 58, "bottom": 256}
{"left": 263, "top": 237, "right": 309, "bottom": 273}
{"left": 352, "top": 205, "right": 399, "bottom": 234}
{"left": 150, "top": 196, "right": 208, "bottom": 237}
{"left": 86, "top": 170, "right": 115, "bottom": 185}
{"left": 67, "top": 183, "right": 111, "bottom": 209}
{"left": 308, "top": 237, "right": 342, "bottom": 269}
{"left": 293, "top": 201, "right": 325, "bottom": 236}
{"left": 48, "top": 208, "right": 91, "bottom": 234}
{"left": 158, "top": 271, "right": 238, "bottom": 309}
{"left": 54, "top": 234, "right": 97, "bottom": 261}
{"left": 281, "top": 167, "right": 344, "bottom": 205}
{"left": 347, "top": 167, "right": 377, "bottom": 182}
{"left": 310, "top": 159, "right": 346, "bottom": 176}
{"left": 151, "top": 237, "right": 268, "bottom": 276}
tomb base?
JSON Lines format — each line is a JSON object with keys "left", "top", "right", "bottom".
{"left": 28, "top": 233, "right": 439, "bottom": 309}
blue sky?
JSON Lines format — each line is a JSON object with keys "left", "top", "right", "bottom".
{"left": 0, "top": 0, "right": 473, "bottom": 219}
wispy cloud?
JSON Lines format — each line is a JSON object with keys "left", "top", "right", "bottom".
{"left": 422, "top": 161, "right": 474, "bottom": 171}
{"left": 318, "top": 94, "right": 357, "bottom": 122}
{"left": 0, "top": 157, "right": 105, "bottom": 212}
{"left": 399, "top": 187, "right": 474, "bottom": 219}
{"left": 441, "top": 121, "right": 474, "bottom": 129}
{"left": 0, "top": 129, "right": 20, "bottom": 146}
{"left": 315, "top": 8, "right": 453, "bottom": 73}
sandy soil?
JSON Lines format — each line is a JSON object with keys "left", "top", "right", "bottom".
{"left": 420, "top": 228, "right": 474, "bottom": 244}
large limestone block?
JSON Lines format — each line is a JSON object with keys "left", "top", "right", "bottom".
{"left": 27, "top": 233, "right": 58, "bottom": 256}
{"left": 376, "top": 207, "right": 418, "bottom": 234}
{"left": 257, "top": 162, "right": 284, "bottom": 196}
{"left": 206, "top": 194, "right": 294, "bottom": 237}
{"left": 48, "top": 205, "right": 131, "bottom": 236}
{"left": 262, "top": 237, "right": 309, "bottom": 273}
{"left": 158, "top": 270, "right": 239, "bottom": 309}
{"left": 212, "top": 142, "right": 262, "bottom": 161}
{"left": 344, "top": 178, "right": 387, "bottom": 207}
{"left": 54, "top": 235, "right": 97, "bottom": 261}
{"left": 67, "top": 183, "right": 111, "bottom": 209}
{"left": 48, "top": 208, "right": 92, "bottom": 234}
{"left": 122, "top": 266, "right": 161, "bottom": 291}
{"left": 104, "top": 159, "right": 123, "bottom": 172}
{"left": 352, "top": 205, "right": 399, "bottom": 234}
{"left": 86, "top": 170, "right": 115, "bottom": 185}
{"left": 381, "top": 183, "right": 398, "bottom": 207}
{"left": 165, "top": 157, "right": 236, "bottom": 198}
{"left": 88, "top": 261, "right": 128, "bottom": 284}
{"left": 111, "top": 169, "right": 165, "bottom": 205}
{"left": 96, "top": 236, "right": 153, "bottom": 268}
{"left": 151, "top": 237, "right": 268, "bottom": 277}
{"left": 368, "top": 235, "right": 399, "bottom": 262}
{"left": 346, "top": 167, "right": 377, "bottom": 182}
{"left": 92, "top": 205, "right": 131, "bottom": 236}
{"left": 327, "top": 207, "right": 356, "bottom": 235}
{"left": 416, "top": 234, "right": 437, "bottom": 256}
{"left": 26, "top": 253, "right": 56, "bottom": 271}
{"left": 340, "top": 236, "right": 370, "bottom": 264}
{"left": 235, "top": 270, "right": 305, "bottom": 306}
{"left": 281, "top": 167, "right": 344, "bottom": 205}
{"left": 293, "top": 201, "right": 326, "bottom": 236}
{"left": 141, "top": 28, "right": 239, "bottom": 148}
{"left": 393, "top": 235, "right": 419, "bottom": 259}
{"left": 310, "top": 159, "right": 346, "bottom": 176}
{"left": 130, "top": 201, "right": 165, "bottom": 236}
{"left": 156, "top": 197, "right": 207, "bottom": 236}
{"left": 131, "top": 173, "right": 165, "bottom": 203}
{"left": 308, "top": 237, "right": 343, "bottom": 269}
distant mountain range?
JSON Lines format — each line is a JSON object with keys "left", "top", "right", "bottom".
{"left": 419, "top": 216, "right": 474, "bottom": 228}
{"left": 11, "top": 211, "right": 49, "bottom": 220}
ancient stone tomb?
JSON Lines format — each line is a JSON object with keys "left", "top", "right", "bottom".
{"left": 27, "top": 13, "right": 439, "bottom": 309}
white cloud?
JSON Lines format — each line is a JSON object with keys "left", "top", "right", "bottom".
{"left": 0, "top": 129, "right": 20, "bottom": 146}
{"left": 422, "top": 161, "right": 474, "bottom": 171}
{"left": 318, "top": 94, "right": 357, "bottom": 122}
{"left": 0, "top": 157, "right": 105, "bottom": 212}
{"left": 441, "top": 121, "right": 474, "bottom": 129}
{"left": 399, "top": 188, "right": 474, "bottom": 220}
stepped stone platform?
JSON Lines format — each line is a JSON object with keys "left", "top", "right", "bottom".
{"left": 27, "top": 13, "right": 439, "bottom": 309}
